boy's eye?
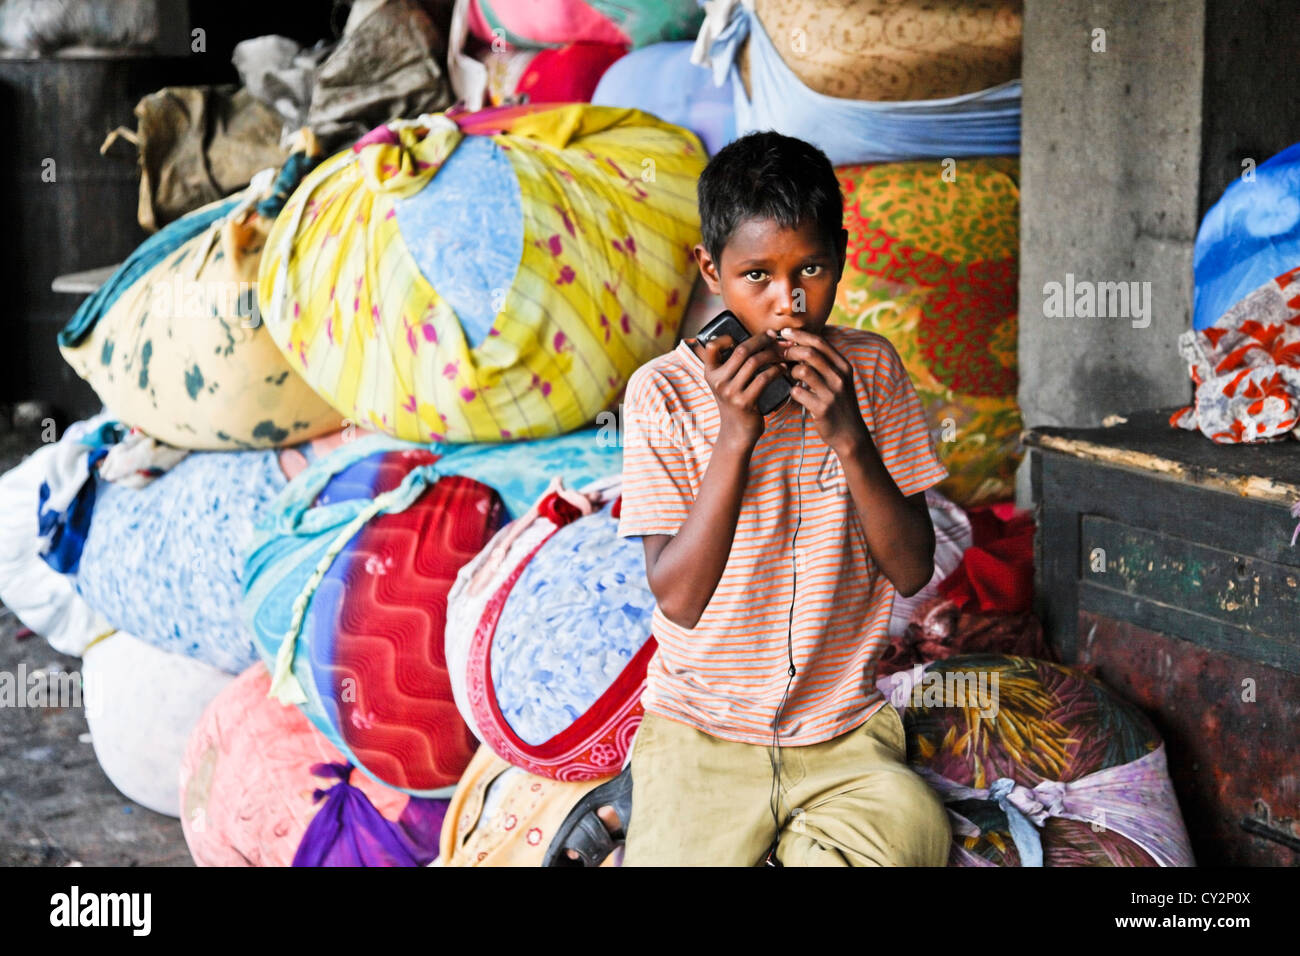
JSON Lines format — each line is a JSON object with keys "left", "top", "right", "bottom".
{"left": 802, "top": 264, "right": 823, "bottom": 277}
{"left": 744, "top": 270, "right": 767, "bottom": 282}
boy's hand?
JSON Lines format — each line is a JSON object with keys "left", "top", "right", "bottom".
{"left": 690, "top": 332, "right": 785, "bottom": 449}
{"left": 773, "top": 328, "right": 870, "bottom": 453}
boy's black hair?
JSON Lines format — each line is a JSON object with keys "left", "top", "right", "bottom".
{"left": 697, "top": 131, "right": 844, "bottom": 267}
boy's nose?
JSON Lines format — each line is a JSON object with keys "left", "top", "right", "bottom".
{"left": 773, "top": 281, "right": 797, "bottom": 315}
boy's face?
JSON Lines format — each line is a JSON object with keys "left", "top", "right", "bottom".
{"left": 693, "top": 216, "right": 848, "bottom": 339}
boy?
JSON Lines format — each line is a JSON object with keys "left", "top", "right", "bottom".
{"left": 615, "top": 130, "right": 952, "bottom": 867}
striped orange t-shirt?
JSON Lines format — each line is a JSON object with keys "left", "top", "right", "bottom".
{"left": 616, "top": 324, "right": 949, "bottom": 746}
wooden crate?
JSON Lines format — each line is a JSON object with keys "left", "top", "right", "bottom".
{"left": 1025, "top": 407, "right": 1300, "bottom": 866}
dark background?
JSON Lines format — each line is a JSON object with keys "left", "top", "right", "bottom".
{"left": 0, "top": 1, "right": 338, "bottom": 418}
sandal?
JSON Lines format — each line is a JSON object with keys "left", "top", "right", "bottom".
{"left": 541, "top": 766, "right": 633, "bottom": 867}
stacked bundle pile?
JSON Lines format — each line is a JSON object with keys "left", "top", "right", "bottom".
{"left": 2, "top": 91, "right": 679, "bottom": 862}
{"left": 0, "top": 1, "right": 1199, "bottom": 869}
{"left": 447, "top": 0, "right": 705, "bottom": 110}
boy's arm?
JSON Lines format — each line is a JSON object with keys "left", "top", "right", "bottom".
{"left": 624, "top": 333, "right": 786, "bottom": 630}
{"left": 777, "top": 328, "right": 943, "bottom": 597}
{"left": 834, "top": 441, "right": 935, "bottom": 597}
{"left": 640, "top": 427, "right": 758, "bottom": 629}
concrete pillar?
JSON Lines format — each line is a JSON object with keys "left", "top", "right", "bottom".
{"left": 1018, "top": 0, "right": 1203, "bottom": 437}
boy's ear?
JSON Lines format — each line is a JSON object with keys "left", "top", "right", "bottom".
{"left": 693, "top": 243, "right": 722, "bottom": 295}
{"left": 835, "top": 227, "right": 848, "bottom": 277}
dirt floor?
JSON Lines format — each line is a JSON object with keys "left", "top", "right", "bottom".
{"left": 0, "top": 430, "right": 193, "bottom": 866}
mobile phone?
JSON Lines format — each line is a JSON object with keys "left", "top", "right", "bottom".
{"left": 694, "top": 310, "right": 792, "bottom": 415}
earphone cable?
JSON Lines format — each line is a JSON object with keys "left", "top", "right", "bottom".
{"left": 767, "top": 402, "right": 807, "bottom": 863}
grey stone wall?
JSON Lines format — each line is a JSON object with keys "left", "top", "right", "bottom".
{"left": 1019, "top": 0, "right": 1203, "bottom": 434}
{"left": 1015, "top": 0, "right": 1211, "bottom": 505}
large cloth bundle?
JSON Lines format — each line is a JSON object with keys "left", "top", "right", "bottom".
{"left": 446, "top": 477, "right": 654, "bottom": 780}
{"left": 832, "top": 158, "right": 1022, "bottom": 506}
{"left": 179, "top": 663, "right": 447, "bottom": 867}
{"left": 434, "top": 744, "right": 620, "bottom": 867}
{"left": 230, "top": 1, "right": 455, "bottom": 160}
{"left": 1172, "top": 267, "right": 1300, "bottom": 442}
{"left": 480, "top": 42, "right": 626, "bottom": 107}
{"left": 306, "top": 0, "right": 455, "bottom": 153}
{"left": 75, "top": 447, "right": 289, "bottom": 674}
{"left": 732, "top": 0, "right": 1022, "bottom": 103}
{"left": 82, "top": 630, "right": 234, "bottom": 817}
{"left": 0, "top": 421, "right": 113, "bottom": 656}
{"left": 245, "top": 438, "right": 508, "bottom": 795}
{"left": 593, "top": 41, "right": 736, "bottom": 157}
{"left": 59, "top": 160, "right": 344, "bottom": 450}
{"left": 257, "top": 103, "right": 705, "bottom": 442}
{"left": 1194, "top": 141, "right": 1300, "bottom": 330}
{"left": 878, "top": 655, "right": 1196, "bottom": 867}
{"left": 465, "top": 0, "right": 702, "bottom": 49}
{"left": 691, "top": 0, "right": 1022, "bottom": 166}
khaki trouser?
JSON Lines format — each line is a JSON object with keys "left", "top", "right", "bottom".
{"left": 623, "top": 704, "right": 951, "bottom": 867}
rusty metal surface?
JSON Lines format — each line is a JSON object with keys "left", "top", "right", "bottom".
{"left": 1077, "top": 611, "right": 1300, "bottom": 866}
